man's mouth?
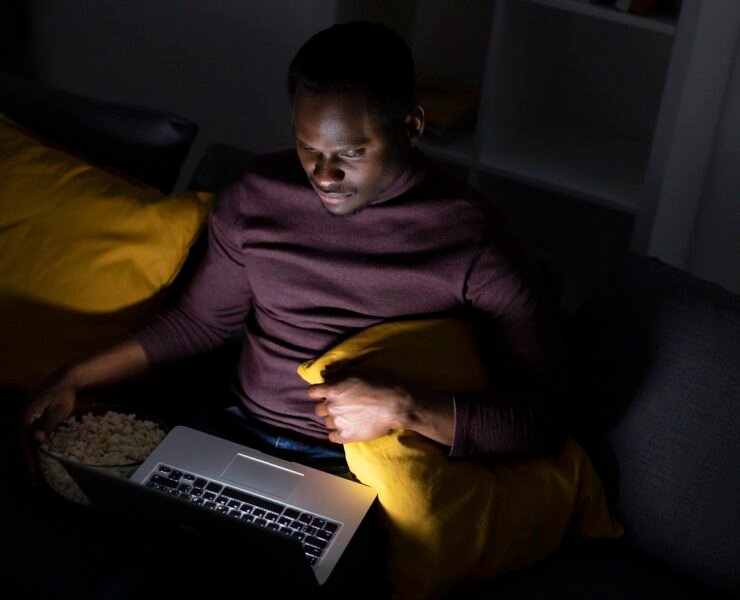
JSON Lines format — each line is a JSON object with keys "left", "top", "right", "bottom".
{"left": 312, "top": 184, "right": 353, "bottom": 205}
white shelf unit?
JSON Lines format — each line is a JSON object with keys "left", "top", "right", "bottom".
{"left": 412, "top": 0, "right": 680, "bottom": 218}
{"left": 471, "top": 0, "right": 677, "bottom": 215}
{"left": 478, "top": 121, "right": 650, "bottom": 214}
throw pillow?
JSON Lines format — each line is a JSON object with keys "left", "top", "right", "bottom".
{"left": 0, "top": 113, "right": 213, "bottom": 392}
{"left": 298, "top": 318, "right": 623, "bottom": 600}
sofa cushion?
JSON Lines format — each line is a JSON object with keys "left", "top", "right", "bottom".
{"left": 0, "top": 71, "right": 197, "bottom": 193}
{"left": 568, "top": 253, "right": 740, "bottom": 595}
{"left": 0, "top": 113, "right": 213, "bottom": 393}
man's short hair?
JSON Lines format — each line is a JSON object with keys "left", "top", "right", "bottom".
{"left": 287, "top": 22, "right": 415, "bottom": 134}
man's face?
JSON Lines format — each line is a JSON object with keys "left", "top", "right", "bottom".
{"left": 292, "top": 86, "right": 408, "bottom": 217}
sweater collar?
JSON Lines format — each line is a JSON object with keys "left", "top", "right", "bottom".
{"left": 369, "top": 148, "right": 427, "bottom": 207}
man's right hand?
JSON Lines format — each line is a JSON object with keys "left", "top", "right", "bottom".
{"left": 22, "top": 375, "right": 78, "bottom": 444}
{"left": 21, "top": 339, "right": 149, "bottom": 443}
{"left": 18, "top": 337, "right": 150, "bottom": 484}
{"left": 18, "top": 372, "right": 78, "bottom": 485}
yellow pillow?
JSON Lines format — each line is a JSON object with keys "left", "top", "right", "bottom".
{"left": 0, "top": 113, "right": 213, "bottom": 392}
{"left": 298, "top": 319, "right": 623, "bottom": 600}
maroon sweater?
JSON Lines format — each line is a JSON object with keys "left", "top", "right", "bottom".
{"left": 135, "top": 149, "right": 569, "bottom": 457}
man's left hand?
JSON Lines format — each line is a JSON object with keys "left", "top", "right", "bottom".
{"left": 308, "top": 372, "right": 414, "bottom": 444}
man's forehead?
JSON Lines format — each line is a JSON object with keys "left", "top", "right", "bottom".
{"left": 293, "top": 123, "right": 371, "bottom": 148}
{"left": 292, "top": 87, "right": 381, "bottom": 144}
{"left": 294, "top": 127, "right": 371, "bottom": 148}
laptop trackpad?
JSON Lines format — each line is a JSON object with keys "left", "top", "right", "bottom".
{"left": 222, "top": 454, "right": 303, "bottom": 499}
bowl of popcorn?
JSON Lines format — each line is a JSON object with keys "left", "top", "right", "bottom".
{"left": 34, "top": 404, "right": 168, "bottom": 505}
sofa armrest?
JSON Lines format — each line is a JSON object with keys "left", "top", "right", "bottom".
{"left": 567, "top": 253, "right": 740, "bottom": 596}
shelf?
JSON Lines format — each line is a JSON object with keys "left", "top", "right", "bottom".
{"left": 479, "top": 121, "right": 649, "bottom": 214}
{"left": 522, "top": 0, "right": 678, "bottom": 35}
{"left": 418, "top": 130, "right": 476, "bottom": 168}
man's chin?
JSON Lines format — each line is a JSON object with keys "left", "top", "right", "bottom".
{"left": 320, "top": 196, "right": 366, "bottom": 217}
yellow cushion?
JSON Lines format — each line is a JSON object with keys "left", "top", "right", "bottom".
{"left": 0, "top": 113, "right": 213, "bottom": 392}
{"left": 298, "top": 319, "right": 623, "bottom": 600}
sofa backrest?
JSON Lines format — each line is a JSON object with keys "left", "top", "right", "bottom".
{"left": 0, "top": 71, "right": 197, "bottom": 193}
{"left": 568, "top": 253, "right": 740, "bottom": 596}
{"left": 188, "top": 142, "right": 255, "bottom": 193}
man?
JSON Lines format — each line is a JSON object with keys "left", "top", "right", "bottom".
{"left": 24, "top": 21, "right": 567, "bottom": 455}
{"left": 22, "top": 21, "right": 569, "bottom": 592}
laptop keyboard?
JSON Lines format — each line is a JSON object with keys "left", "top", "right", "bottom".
{"left": 144, "top": 463, "right": 340, "bottom": 566}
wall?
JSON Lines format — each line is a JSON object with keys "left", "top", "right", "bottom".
{"left": 334, "top": 0, "right": 416, "bottom": 41}
{"left": 335, "top": 0, "right": 493, "bottom": 87}
{"left": 688, "top": 34, "right": 740, "bottom": 294}
{"left": 407, "top": 0, "right": 494, "bottom": 87}
{"left": 0, "top": 0, "right": 32, "bottom": 76}
{"left": 632, "top": 0, "right": 740, "bottom": 294}
{"left": 28, "top": 0, "right": 338, "bottom": 188}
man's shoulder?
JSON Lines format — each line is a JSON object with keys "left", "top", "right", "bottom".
{"left": 210, "top": 149, "right": 308, "bottom": 226}
{"left": 231, "top": 149, "right": 307, "bottom": 192}
{"left": 415, "top": 154, "right": 504, "bottom": 231}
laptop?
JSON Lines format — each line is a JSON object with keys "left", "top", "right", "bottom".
{"left": 59, "top": 425, "right": 377, "bottom": 588}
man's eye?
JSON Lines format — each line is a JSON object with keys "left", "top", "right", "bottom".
{"left": 341, "top": 150, "right": 362, "bottom": 159}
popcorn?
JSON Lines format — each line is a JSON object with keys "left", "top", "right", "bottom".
{"left": 37, "top": 409, "right": 166, "bottom": 504}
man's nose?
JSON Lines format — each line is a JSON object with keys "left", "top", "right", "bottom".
{"left": 313, "top": 156, "right": 344, "bottom": 186}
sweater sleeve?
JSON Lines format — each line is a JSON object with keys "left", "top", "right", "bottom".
{"left": 449, "top": 223, "right": 571, "bottom": 458}
{"left": 133, "top": 183, "right": 253, "bottom": 366}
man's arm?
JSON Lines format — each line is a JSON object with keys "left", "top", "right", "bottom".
{"left": 23, "top": 182, "right": 253, "bottom": 440}
{"left": 448, "top": 225, "right": 571, "bottom": 457}
{"left": 133, "top": 182, "right": 254, "bottom": 367}
{"left": 22, "top": 338, "right": 149, "bottom": 441}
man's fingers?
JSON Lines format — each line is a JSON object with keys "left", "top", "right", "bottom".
{"left": 41, "top": 403, "right": 69, "bottom": 439}
{"left": 308, "top": 375, "right": 367, "bottom": 399}
{"left": 307, "top": 384, "right": 325, "bottom": 399}
{"left": 322, "top": 415, "right": 337, "bottom": 431}
{"left": 308, "top": 383, "right": 336, "bottom": 400}
{"left": 21, "top": 397, "right": 46, "bottom": 426}
{"left": 21, "top": 398, "right": 50, "bottom": 440}
{"left": 315, "top": 400, "right": 340, "bottom": 431}
{"left": 26, "top": 400, "right": 64, "bottom": 442}
{"left": 323, "top": 403, "right": 367, "bottom": 415}
{"left": 327, "top": 430, "right": 345, "bottom": 444}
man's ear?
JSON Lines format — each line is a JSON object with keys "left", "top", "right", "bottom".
{"left": 404, "top": 105, "right": 425, "bottom": 148}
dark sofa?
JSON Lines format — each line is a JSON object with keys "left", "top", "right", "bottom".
{"left": 1, "top": 74, "right": 738, "bottom": 599}
{"left": 454, "top": 252, "right": 740, "bottom": 599}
